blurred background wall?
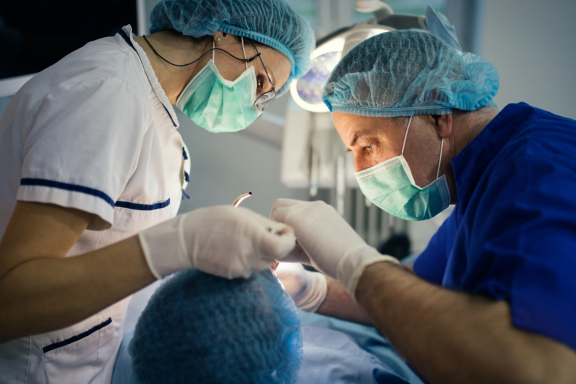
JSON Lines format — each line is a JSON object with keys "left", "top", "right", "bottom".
{"left": 481, "top": 0, "right": 576, "bottom": 121}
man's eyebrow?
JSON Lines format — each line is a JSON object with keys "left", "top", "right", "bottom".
{"left": 349, "top": 133, "right": 359, "bottom": 147}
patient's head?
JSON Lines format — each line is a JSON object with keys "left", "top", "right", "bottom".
{"left": 129, "top": 269, "right": 303, "bottom": 384}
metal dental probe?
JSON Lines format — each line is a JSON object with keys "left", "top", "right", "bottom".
{"left": 232, "top": 192, "right": 252, "bottom": 207}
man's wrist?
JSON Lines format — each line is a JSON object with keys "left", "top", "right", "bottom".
{"left": 355, "top": 259, "right": 406, "bottom": 309}
{"left": 336, "top": 245, "right": 400, "bottom": 300}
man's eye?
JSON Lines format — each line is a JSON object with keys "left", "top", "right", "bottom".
{"left": 257, "top": 76, "right": 264, "bottom": 90}
{"left": 363, "top": 143, "right": 374, "bottom": 151}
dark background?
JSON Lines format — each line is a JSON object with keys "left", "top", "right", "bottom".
{"left": 0, "top": 0, "right": 138, "bottom": 79}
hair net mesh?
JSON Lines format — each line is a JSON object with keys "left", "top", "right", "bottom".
{"left": 149, "top": 0, "right": 315, "bottom": 96}
{"left": 129, "top": 269, "right": 303, "bottom": 384}
{"left": 323, "top": 30, "right": 499, "bottom": 117}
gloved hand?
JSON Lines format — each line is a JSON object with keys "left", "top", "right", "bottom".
{"left": 275, "top": 263, "right": 327, "bottom": 312}
{"left": 270, "top": 199, "right": 399, "bottom": 298}
{"left": 139, "top": 206, "right": 295, "bottom": 279}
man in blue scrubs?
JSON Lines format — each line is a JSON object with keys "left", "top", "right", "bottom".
{"left": 270, "top": 30, "right": 576, "bottom": 383}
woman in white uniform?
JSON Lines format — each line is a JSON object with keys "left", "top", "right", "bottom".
{"left": 0, "top": 0, "right": 314, "bottom": 382}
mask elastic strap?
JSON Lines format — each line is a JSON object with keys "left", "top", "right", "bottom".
{"left": 400, "top": 116, "right": 413, "bottom": 156}
{"left": 241, "top": 37, "right": 248, "bottom": 70}
{"left": 212, "top": 41, "right": 215, "bottom": 62}
{"left": 437, "top": 138, "right": 444, "bottom": 179}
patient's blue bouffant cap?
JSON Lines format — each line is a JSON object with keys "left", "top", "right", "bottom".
{"left": 323, "top": 30, "right": 500, "bottom": 117}
{"left": 149, "top": 0, "right": 315, "bottom": 96}
{"left": 129, "top": 269, "right": 303, "bottom": 384}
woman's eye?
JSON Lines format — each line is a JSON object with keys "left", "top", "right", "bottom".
{"left": 257, "top": 76, "right": 264, "bottom": 90}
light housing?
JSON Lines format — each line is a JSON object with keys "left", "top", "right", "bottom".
{"left": 290, "top": 13, "right": 427, "bottom": 113}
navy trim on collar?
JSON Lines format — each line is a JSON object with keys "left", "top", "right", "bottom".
{"left": 118, "top": 29, "right": 137, "bottom": 53}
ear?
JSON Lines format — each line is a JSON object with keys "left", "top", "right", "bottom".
{"left": 433, "top": 114, "right": 453, "bottom": 139}
{"left": 212, "top": 31, "right": 229, "bottom": 44}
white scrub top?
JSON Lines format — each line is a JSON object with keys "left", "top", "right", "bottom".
{"left": 0, "top": 25, "right": 190, "bottom": 384}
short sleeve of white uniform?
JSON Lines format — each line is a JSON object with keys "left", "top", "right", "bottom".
{"left": 16, "top": 67, "right": 151, "bottom": 230}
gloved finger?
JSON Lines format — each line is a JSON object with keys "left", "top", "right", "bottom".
{"left": 278, "top": 244, "right": 313, "bottom": 265}
{"left": 226, "top": 257, "right": 277, "bottom": 279}
{"left": 266, "top": 219, "right": 294, "bottom": 235}
{"left": 272, "top": 198, "right": 302, "bottom": 209}
{"left": 244, "top": 212, "right": 296, "bottom": 254}
{"left": 245, "top": 208, "right": 293, "bottom": 234}
{"left": 269, "top": 205, "right": 294, "bottom": 224}
{"left": 257, "top": 226, "right": 296, "bottom": 260}
{"left": 249, "top": 258, "right": 277, "bottom": 275}
{"left": 269, "top": 199, "right": 303, "bottom": 222}
{"left": 275, "top": 262, "right": 306, "bottom": 278}
{"left": 275, "top": 263, "right": 307, "bottom": 293}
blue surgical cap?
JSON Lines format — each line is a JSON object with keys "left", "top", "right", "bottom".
{"left": 149, "top": 0, "right": 315, "bottom": 96}
{"left": 129, "top": 269, "right": 303, "bottom": 384}
{"left": 323, "top": 30, "right": 499, "bottom": 117}
{"left": 425, "top": 6, "right": 462, "bottom": 51}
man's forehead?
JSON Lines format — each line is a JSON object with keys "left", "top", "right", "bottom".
{"left": 333, "top": 113, "right": 394, "bottom": 142}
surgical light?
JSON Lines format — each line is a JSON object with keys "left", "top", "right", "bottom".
{"left": 290, "top": 1, "right": 427, "bottom": 113}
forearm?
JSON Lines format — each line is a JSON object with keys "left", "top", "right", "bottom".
{"left": 315, "top": 265, "right": 416, "bottom": 326}
{"left": 356, "top": 262, "right": 576, "bottom": 384}
{"left": 316, "top": 276, "right": 373, "bottom": 326}
{"left": 0, "top": 236, "right": 155, "bottom": 343}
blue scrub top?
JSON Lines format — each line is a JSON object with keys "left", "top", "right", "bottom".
{"left": 413, "top": 103, "right": 576, "bottom": 351}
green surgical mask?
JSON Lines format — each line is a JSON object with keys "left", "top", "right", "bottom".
{"left": 176, "top": 42, "right": 261, "bottom": 133}
{"left": 355, "top": 116, "right": 451, "bottom": 221}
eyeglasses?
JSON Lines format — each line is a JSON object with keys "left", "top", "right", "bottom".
{"left": 250, "top": 42, "right": 276, "bottom": 112}
{"left": 211, "top": 37, "right": 277, "bottom": 112}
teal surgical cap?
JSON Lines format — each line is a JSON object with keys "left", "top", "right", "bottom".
{"left": 150, "top": 0, "right": 315, "bottom": 96}
{"left": 322, "top": 30, "right": 500, "bottom": 117}
{"left": 130, "top": 269, "right": 303, "bottom": 384}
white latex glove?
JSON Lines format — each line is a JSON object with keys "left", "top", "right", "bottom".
{"left": 139, "top": 206, "right": 295, "bottom": 279}
{"left": 275, "top": 263, "right": 327, "bottom": 312}
{"left": 270, "top": 199, "right": 399, "bottom": 298}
